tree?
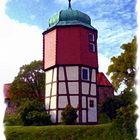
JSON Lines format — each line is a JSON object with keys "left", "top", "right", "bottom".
{"left": 16, "top": 99, "right": 51, "bottom": 126}
{"left": 106, "top": 37, "right": 137, "bottom": 139}
{"left": 107, "top": 36, "right": 137, "bottom": 93}
{"left": 112, "top": 104, "right": 137, "bottom": 139}
{"left": 9, "top": 60, "right": 45, "bottom": 102}
{"left": 61, "top": 105, "right": 77, "bottom": 125}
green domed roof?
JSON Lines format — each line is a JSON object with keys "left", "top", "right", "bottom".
{"left": 48, "top": 8, "right": 96, "bottom": 30}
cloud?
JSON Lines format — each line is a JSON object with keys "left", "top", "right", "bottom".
{"left": 98, "top": 53, "right": 110, "bottom": 74}
{"left": 0, "top": 1, "right": 43, "bottom": 138}
{"left": 0, "top": 1, "right": 43, "bottom": 84}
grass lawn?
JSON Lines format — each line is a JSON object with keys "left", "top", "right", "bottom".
{"left": 4, "top": 123, "right": 133, "bottom": 140}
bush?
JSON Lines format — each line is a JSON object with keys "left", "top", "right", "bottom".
{"left": 26, "top": 111, "right": 51, "bottom": 125}
{"left": 98, "top": 113, "right": 111, "bottom": 124}
{"left": 101, "top": 97, "right": 123, "bottom": 120}
{"left": 61, "top": 105, "right": 77, "bottom": 125}
{"left": 16, "top": 99, "right": 51, "bottom": 126}
{"left": 4, "top": 114, "right": 23, "bottom": 126}
{"left": 112, "top": 104, "right": 137, "bottom": 139}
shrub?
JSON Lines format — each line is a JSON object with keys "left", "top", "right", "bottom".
{"left": 61, "top": 105, "right": 77, "bottom": 125}
{"left": 112, "top": 104, "right": 137, "bottom": 139}
{"left": 26, "top": 111, "right": 51, "bottom": 125}
{"left": 98, "top": 113, "right": 111, "bottom": 124}
{"left": 17, "top": 99, "right": 51, "bottom": 126}
{"left": 4, "top": 114, "right": 23, "bottom": 126}
{"left": 101, "top": 97, "right": 123, "bottom": 120}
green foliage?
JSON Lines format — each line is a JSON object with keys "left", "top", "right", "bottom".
{"left": 112, "top": 104, "right": 137, "bottom": 139}
{"left": 119, "top": 90, "right": 137, "bottom": 106}
{"left": 107, "top": 36, "right": 137, "bottom": 92}
{"left": 101, "top": 97, "right": 123, "bottom": 120}
{"left": 4, "top": 114, "right": 23, "bottom": 126}
{"left": 61, "top": 105, "right": 77, "bottom": 125}
{"left": 5, "top": 124, "right": 135, "bottom": 140}
{"left": 98, "top": 113, "right": 111, "bottom": 124}
{"left": 105, "top": 37, "right": 137, "bottom": 138}
{"left": 9, "top": 60, "right": 45, "bottom": 102}
{"left": 16, "top": 99, "right": 51, "bottom": 126}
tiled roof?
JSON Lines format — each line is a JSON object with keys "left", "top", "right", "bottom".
{"left": 97, "top": 72, "right": 112, "bottom": 86}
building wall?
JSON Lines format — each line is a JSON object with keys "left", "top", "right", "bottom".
{"left": 45, "top": 65, "right": 98, "bottom": 124}
{"left": 57, "top": 26, "right": 98, "bottom": 68}
{"left": 79, "top": 27, "right": 98, "bottom": 68}
{"left": 57, "top": 27, "right": 81, "bottom": 65}
{"left": 43, "top": 26, "right": 98, "bottom": 70}
{"left": 43, "top": 29, "right": 57, "bottom": 69}
{"left": 98, "top": 86, "right": 114, "bottom": 106}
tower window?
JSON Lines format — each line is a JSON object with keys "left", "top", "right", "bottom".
{"left": 82, "top": 68, "right": 89, "bottom": 81}
{"left": 89, "top": 43, "right": 95, "bottom": 52}
{"left": 89, "top": 100, "right": 94, "bottom": 107}
{"left": 89, "top": 33, "right": 94, "bottom": 42}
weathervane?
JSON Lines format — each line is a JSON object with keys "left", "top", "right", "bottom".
{"left": 68, "top": 0, "right": 72, "bottom": 9}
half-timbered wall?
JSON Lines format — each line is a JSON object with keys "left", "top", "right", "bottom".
{"left": 45, "top": 65, "right": 98, "bottom": 124}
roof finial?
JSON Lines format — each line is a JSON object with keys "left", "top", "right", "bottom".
{"left": 68, "top": 0, "right": 72, "bottom": 9}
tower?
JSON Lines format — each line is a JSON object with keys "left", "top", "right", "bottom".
{"left": 43, "top": 2, "right": 98, "bottom": 124}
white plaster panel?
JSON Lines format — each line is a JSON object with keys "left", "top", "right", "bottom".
{"left": 45, "top": 98, "right": 50, "bottom": 110}
{"left": 82, "top": 110, "right": 87, "bottom": 123}
{"left": 58, "top": 110, "right": 62, "bottom": 123}
{"left": 90, "top": 84, "right": 96, "bottom": 96}
{"left": 58, "top": 82, "right": 67, "bottom": 94}
{"left": 50, "top": 110, "right": 56, "bottom": 123}
{"left": 58, "top": 96, "right": 68, "bottom": 108}
{"left": 82, "top": 96, "right": 86, "bottom": 108}
{"left": 50, "top": 96, "right": 56, "bottom": 109}
{"left": 76, "top": 111, "right": 79, "bottom": 123}
{"left": 91, "top": 69, "right": 96, "bottom": 82}
{"left": 88, "top": 97, "right": 97, "bottom": 122}
{"left": 70, "top": 96, "right": 78, "bottom": 108}
{"left": 52, "top": 83, "right": 57, "bottom": 96}
{"left": 59, "top": 67, "right": 65, "bottom": 81}
{"left": 53, "top": 68, "right": 57, "bottom": 82}
{"left": 82, "top": 82, "right": 89, "bottom": 95}
{"left": 66, "top": 66, "right": 79, "bottom": 80}
{"left": 45, "top": 70, "right": 53, "bottom": 84}
{"left": 45, "top": 84, "right": 51, "bottom": 97}
{"left": 68, "top": 82, "right": 79, "bottom": 94}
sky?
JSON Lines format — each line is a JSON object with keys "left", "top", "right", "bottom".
{"left": 0, "top": 0, "right": 138, "bottom": 139}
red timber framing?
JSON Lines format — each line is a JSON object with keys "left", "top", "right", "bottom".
{"left": 44, "top": 64, "right": 98, "bottom": 124}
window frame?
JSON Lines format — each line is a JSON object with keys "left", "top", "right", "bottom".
{"left": 81, "top": 67, "right": 89, "bottom": 81}
{"left": 89, "top": 100, "right": 94, "bottom": 108}
{"left": 89, "top": 43, "right": 95, "bottom": 52}
{"left": 89, "top": 33, "right": 95, "bottom": 42}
